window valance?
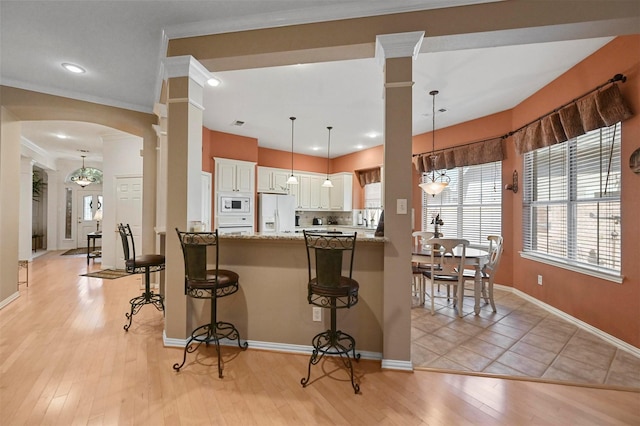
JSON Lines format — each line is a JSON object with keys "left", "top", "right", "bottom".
{"left": 513, "top": 79, "right": 632, "bottom": 155}
{"left": 356, "top": 167, "right": 381, "bottom": 187}
{"left": 413, "top": 138, "right": 504, "bottom": 174}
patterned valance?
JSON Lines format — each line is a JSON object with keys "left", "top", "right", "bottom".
{"left": 356, "top": 167, "right": 381, "bottom": 187}
{"left": 513, "top": 82, "right": 632, "bottom": 155}
{"left": 413, "top": 138, "right": 504, "bottom": 174}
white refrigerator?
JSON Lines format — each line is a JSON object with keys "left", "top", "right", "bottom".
{"left": 258, "top": 193, "right": 296, "bottom": 233}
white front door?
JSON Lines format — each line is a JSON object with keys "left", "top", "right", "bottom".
{"left": 76, "top": 191, "right": 102, "bottom": 248}
{"left": 115, "top": 176, "right": 143, "bottom": 269}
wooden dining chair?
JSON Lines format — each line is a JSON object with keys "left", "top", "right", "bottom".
{"left": 422, "top": 238, "right": 469, "bottom": 317}
{"left": 412, "top": 231, "right": 434, "bottom": 306}
{"left": 463, "top": 235, "right": 503, "bottom": 312}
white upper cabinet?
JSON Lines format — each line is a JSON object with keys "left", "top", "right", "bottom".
{"left": 215, "top": 158, "right": 255, "bottom": 193}
{"left": 257, "top": 166, "right": 291, "bottom": 193}
{"left": 329, "top": 173, "right": 353, "bottom": 211}
{"left": 254, "top": 165, "right": 352, "bottom": 211}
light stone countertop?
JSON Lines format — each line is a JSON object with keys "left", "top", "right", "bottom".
{"left": 220, "top": 231, "right": 386, "bottom": 243}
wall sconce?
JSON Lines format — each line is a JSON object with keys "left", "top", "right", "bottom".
{"left": 505, "top": 170, "right": 518, "bottom": 193}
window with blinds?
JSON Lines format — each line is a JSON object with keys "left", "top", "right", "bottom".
{"left": 522, "top": 123, "right": 621, "bottom": 275}
{"left": 422, "top": 161, "right": 502, "bottom": 247}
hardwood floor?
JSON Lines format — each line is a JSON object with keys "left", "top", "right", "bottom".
{"left": 2, "top": 252, "right": 639, "bottom": 425}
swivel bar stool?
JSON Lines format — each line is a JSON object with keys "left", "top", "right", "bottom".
{"left": 118, "top": 223, "right": 165, "bottom": 331}
{"left": 173, "top": 229, "right": 247, "bottom": 378}
{"left": 301, "top": 231, "right": 360, "bottom": 393}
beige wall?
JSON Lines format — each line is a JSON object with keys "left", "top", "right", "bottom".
{"left": 0, "top": 107, "right": 21, "bottom": 303}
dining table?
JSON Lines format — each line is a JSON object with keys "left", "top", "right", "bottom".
{"left": 412, "top": 243, "right": 489, "bottom": 316}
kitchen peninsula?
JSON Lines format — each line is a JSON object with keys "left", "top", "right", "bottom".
{"left": 209, "top": 232, "right": 386, "bottom": 357}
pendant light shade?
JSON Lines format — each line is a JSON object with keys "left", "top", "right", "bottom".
{"left": 419, "top": 90, "right": 450, "bottom": 196}
{"left": 287, "top": 117, "right": 298, "bottom": 185}
{"left": 322, "top": 126, "right": 333, "bottom": 188}
{"left": 71, "top": 155, "right": 96, "bottom": 187}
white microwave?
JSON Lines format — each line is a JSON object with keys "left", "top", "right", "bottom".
{"left": 219, "top": 195, "right": 252, "bottom": 214}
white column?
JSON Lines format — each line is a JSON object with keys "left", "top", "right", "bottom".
{"left": 162, "top": 55, "right": 209, "bottom": 340}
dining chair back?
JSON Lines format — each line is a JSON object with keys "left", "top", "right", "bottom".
{"left": 463, "top": 235, "right": 503, "bottom": 312}
{"left": 411, "top": 231, "right": 434, "bottom": 306}
{"left": 423, "top": 238, "right": 469, "bottom": 316}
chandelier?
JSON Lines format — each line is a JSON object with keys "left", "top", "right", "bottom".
{"left": 419, "top": 90, "right": 450, "bottom": 196}
{"left": 71, "top": 155, "right": 96, "bottom": 187}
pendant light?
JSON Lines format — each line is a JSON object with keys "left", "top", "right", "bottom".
{"left": 322, "top": 126, "right": 333, "bottom": 188}
{"left": 419, "top": 90, "right": 450, "bottom": 196}
{"left": 71, "top": 155, "right": 96, "bottom": 187}
{"left": 286, "top": 117, "right": 298, "bottom": 185}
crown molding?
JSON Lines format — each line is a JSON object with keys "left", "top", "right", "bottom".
{"left": 162, "top": 55, "right": 211, "bottom": 88}
{"left": 375, "top": 31, "right": 425, "bottom": 67}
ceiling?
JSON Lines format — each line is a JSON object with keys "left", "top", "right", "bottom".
{"left": 0, "top": 1, "right": 621, "bottom": 163}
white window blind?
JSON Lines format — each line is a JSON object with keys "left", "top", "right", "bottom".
{"left": 523, "top": 123, "right": 621, "bottom": 274}
{"left": 422, "top": 161, "right": 502, "bottom": 247}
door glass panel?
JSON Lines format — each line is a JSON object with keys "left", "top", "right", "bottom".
{"left": 83, "top": 195, "right": 93, "bottom": 220}
{"left": 65, "top": 188, "right": 73, "bottom": 239}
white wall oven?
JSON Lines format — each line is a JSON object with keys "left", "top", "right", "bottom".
{"left": 217, "top": 215, "right": 254, "bottom": 235}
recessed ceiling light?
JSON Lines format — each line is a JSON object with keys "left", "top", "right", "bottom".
{"left": 311, "top": 146, "right": 321, "bottom": 151}
{"left": 356, "top": 144, "right": 365, "bottom": 149}
{"left": 62, "top": 63, "right": 86, "bottom": 74}
{"left": 56, "top": 133, "right": 68, "bottom": 139}
{"left": 207, "top": 76, "right": 221, "bottom": 87}
{"left": 366, "top": 132, "right": 378, "bottom": 138}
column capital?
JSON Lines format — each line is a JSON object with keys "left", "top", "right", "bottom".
{"left": 375, "top": 31, "right": 424, "bottom": 67}
{"left": 162, "top": 55, "right": 211, "bottom": 88}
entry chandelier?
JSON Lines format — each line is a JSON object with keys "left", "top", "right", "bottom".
{"left": 419, "top": 90, "right": 450, "bottom": 196}
{"left": 71, "top": 155, "right": 96, "bottom": 187}
{"left": 287, "top": 117, "right": 298, "bottom": 185}
{"left": 322, "top": 126, "right": 333, "bottom": 188}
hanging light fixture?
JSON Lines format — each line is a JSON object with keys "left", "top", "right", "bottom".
{"left": 322, "top": 126, "right": 334, "bottom": 188}
{"left": 71, "top": 155, "right": 96, "bottom": 187}
{"left": 419, "top": 90, "right": 450, "bottom": 196}
{"left": 286, "top": 117, "right": 298, "bottom": 185}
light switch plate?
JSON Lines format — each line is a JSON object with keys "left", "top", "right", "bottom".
{"left": 397, "top": 198, "right": 407, "bottom": 214}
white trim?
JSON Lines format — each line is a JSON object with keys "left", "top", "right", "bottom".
{"left": 382, "top": 359, "right": 414, "bottom": 371}
{"left": 162, "top": 55, "right": 211, "bottom": 88}
{"left": 494, "top": 284, "right": 640, "bottom": 358}
{"left": 163, "top": 332, "right": 383, "bottom": 361}
{"left": 519, "top": 252, "right": 624, "bottom": 284}
{"left": 0, "top": 291, "right": 20, "bottom": 310}
{"left": 375, "top": 31, "right": 425, "bottom": 67}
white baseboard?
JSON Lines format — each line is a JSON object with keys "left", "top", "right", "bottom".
{"left": 163, "top": 331, "right": 383, "bottom": 361}
{"left": 0, "top": 291, "right": 20, "bottom": 310}
{"left": 495, "top": 284, "right": 640, "bottom": 358}
{"left": 381, "top": 359, "right": 413, "bottom": 371}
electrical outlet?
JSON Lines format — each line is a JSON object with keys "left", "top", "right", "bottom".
{"left": 312, "top": 307, "right": 322, "bottom": 322}
{"left": 537, "top": 275, "right": 543, "bottom": 285}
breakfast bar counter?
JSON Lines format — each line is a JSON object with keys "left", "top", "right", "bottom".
{"left": 204, "top": 232, "right": 385, "bottom": 357}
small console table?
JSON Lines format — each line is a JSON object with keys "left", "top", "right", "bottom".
{"left": 87, "top": 232, "right": 102, "bottom": 265}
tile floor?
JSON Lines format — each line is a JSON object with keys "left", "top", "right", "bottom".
{"left": 411, "top": 285, "right": 640, "bottom": 389}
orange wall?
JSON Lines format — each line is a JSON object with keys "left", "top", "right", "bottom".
{"left": 258, "top": 147, "right": 327, "bottom": 173}
{"left": 333, "top": 145, "right": 383, "bottom": 210}
{"left": 508, "top": 35, "right": 640, "bottom": 348}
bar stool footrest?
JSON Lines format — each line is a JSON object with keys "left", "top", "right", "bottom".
{"left": 123, "top": 292, "right": 164, "bottom": 331}
{"left": 301, "top": 329, "right": 360, "bottom": 394}
{"left": 172, "top": 321, "right": 248, "bottom": 378}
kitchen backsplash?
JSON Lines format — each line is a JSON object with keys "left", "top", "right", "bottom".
{"left": 296, "top": 209, "right": 381, "bottom": 227}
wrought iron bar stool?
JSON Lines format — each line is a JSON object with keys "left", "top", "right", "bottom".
{"left": 301, "top": 231, "right": 360, "bottom": 393}
{"left": 173, "top": 229, "right": 247, "bottom": 378}
{"left": 118, "top": 223, "right": 165, "bottom": 331}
